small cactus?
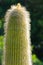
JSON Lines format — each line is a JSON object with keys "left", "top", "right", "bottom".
{"left": 3, "top": 3, "right": 32, "bottom": 65}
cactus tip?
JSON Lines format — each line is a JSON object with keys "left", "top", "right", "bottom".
{"left": 16, "top": 3, "right": 21, "bottom": 9}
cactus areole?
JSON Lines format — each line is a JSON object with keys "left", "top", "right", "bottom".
{"left": 3, "top": 3, "right": 32, "bottom": 65}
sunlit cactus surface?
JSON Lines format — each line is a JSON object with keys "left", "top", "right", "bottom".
{"left": 3, "top": 3, "right": 32, "bottom": 65}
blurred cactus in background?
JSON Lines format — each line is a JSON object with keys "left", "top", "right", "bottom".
{"left": 3, "top": 3, "right": 32, "bottom": 65}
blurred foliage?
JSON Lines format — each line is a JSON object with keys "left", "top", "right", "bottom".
{"left": 0, "top": 0, "right": 43, "bottom": 65}
{"left": 0, "top": 19, "right": 4, "bottom": 35}
{"left": 32, "top": 54, "right": 43, "bottom": 65}
{"left": 0, "top": 36, "right": 3, "bottom": 65}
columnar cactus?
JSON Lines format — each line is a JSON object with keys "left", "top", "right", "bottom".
{"left": 3, "top": 3, "right": 32, "bottom": 65}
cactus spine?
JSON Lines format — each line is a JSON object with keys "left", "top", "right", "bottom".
{"left": 3, "top": 3, "right": 32, "bottom": 65}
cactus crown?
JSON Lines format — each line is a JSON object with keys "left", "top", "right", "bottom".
{"left": 4, "top": 3, "right": 30, "bottom": 34}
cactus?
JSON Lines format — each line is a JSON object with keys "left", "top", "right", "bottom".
{"left": 3, "top": 3, "right": 32, "bottom": 65}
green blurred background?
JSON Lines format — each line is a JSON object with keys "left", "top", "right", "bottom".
{"left": 0, "top": 0, "right": 43, "bottom": 65}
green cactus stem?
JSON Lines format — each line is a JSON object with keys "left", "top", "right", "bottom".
{"left": 3, "top": 3, "right": 32, "bottom": 65}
